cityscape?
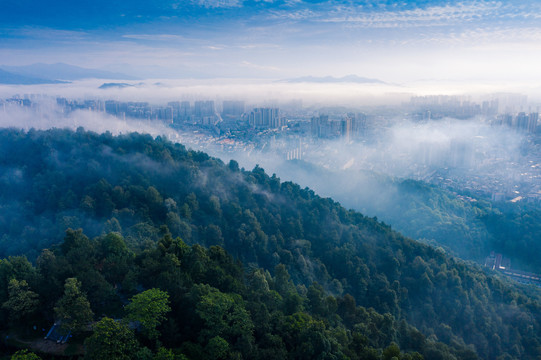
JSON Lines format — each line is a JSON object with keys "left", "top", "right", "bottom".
{"left": 3, "top": 93, "right": 540, "bottom": 204}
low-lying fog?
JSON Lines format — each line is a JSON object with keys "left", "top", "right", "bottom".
{"left": 1, "top": 90, "right": 539, "bottom": 263}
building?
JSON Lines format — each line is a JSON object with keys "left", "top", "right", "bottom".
{"left": 310, "top": 115, "right": 328, "bottom": 138}
{"left": 248, "top": 108, "right": 281, "bottom": 129}
{"left": 222, "top": 101, "right": 245, "bottom": 122}
{"left": 485, "top": 252, "right": 541, "bottom": 287}
{"left": 193, "top": 101, "right": 218, "bottom": 125}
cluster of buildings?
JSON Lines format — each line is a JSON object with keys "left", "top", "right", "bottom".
{"left": 3, "top": 93, "right": 541, "bottom": 204}
{"left": 55, "top": 98, "right": 289, "bottom": 130}
{"left": 485, "top": 252, "right": 541, "bottom": 287}
{"left": 494, "top": 112, "right": 538, "bottom": 133}
{"left": 409, "top": 95, "right": 500, "bottom": 120}
{"left": 310, "top": 113, "right": 367, "bottom": 142}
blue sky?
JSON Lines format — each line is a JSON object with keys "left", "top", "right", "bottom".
{"left": 2, "top": 0, "right": 541, "bottom": 83}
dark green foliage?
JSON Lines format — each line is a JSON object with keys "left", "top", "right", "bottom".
{"left": 0, "top": 129, "right": 539, "bottom": 359}
{"left": 84, "top": 317, "right": 140, "bottom": 360}
{"left": 10, "top": 350, "right": 41, "bottom": 360}
{"left": 2, "top": 278, "right": 39, "bottom": 322}
{"left": 54, "top": 277, "right": 94, "bottom": 333}
{"left": 125, "top": 288, "right": 171, "bottom": 340}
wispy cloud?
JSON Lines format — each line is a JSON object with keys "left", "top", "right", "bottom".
{"left": 14, "top": 27, "right": 89, "bottom": 41}
{"left": 241, "top": 60, "right": 280, "bottom": 71}
{"left": 192, "top": 0, "right": 242, "bottom": 8}
{"left": 397, "top": 25, "right": 541, "bottom": 47}
{"left": 122, "top": 34, "right": 187, "bottom": 41}
{"left": 267, "top": 1, "right": 536, "bottom": 29}
{"left": 237, "top": 43, "right": 280, "bottom": 49}
{"left": 204, "top": 45, "right": 225, "bottom": 50}
{"left": 329, "top": 2, "right": 502, "bottom": 28}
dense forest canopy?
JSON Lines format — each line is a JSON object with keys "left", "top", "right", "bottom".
{"left": 0, "top": 128, "right": 539, "bottom": 359}
{"left": 271, "top": 159, "right": 541, "bottom": 273}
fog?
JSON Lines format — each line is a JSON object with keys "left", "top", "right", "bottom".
{"left": 193, "top": 117, "right": 536, "bottom": 263}
{"left": 0, "top": 97, "right": 175, "bottom": 137}
{"left": 3, "top": 78, "right": 541, "bottom": 108}
{"left": 0, "top": 97, "right": 538, "bottom": 263}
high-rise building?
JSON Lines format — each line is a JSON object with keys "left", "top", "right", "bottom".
{"left": 310, "top": 116, "right": 320, "bottom": 138}
{"left": 193, "top": 101, "right": 217, "bottom": 125}
{"left": 222, "top": 101, "right": 245, "bottom": 122}
{"left": 180, "top": 101, "right": 191, "bottom": 122}
{"left": 341, "top": 115, "right": 353, "bottom": 142}
{"left": 248, "top": 108, "right": 281, "bottom": 129}
{"left": 528, "top": 113, "right": 538, "bottom": 133}
{"left": 516, "top": 112, "right": 528, "bottom": 131}
{"left": 194, "top": 100, "right": 215, "bottom": 118}
{"left": 311, "top": 115, "right": 329, "bottom": 138}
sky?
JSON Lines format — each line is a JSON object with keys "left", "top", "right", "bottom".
{"left": 2, "top": 0, "right": 541, "bottom": 87}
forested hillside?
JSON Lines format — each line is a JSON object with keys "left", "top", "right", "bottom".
{"left": 273, "top": 159, "right": 541, "bottom": 273}
{"left": 0, "top": 128, "right": 540, "bottom": 359}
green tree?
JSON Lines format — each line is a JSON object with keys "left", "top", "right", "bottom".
{"left": 84, "top": 317, "right": 140, "bottom": 360}
{"left": 204, "top": 336, "right": 229, "bottom": 360}
{"left": 125, "top": 288, "right": 171, "bottom": 340}
{"left": 11, "top": 350, "right": 41, "bottom": 360}
{"left": 54, "top": 278, "right": 94, "bottom": 333}
{"left": 2, "top": 279, "right": 39, "bottom": 321}
{"left": 195, "top": 287, "right": 254, "bottom": 353}
{"left": 154, "top": 347, "right": 188, "bottom": 360}
{"left": 383, "top": 342, "right": 401, "bottom": 360}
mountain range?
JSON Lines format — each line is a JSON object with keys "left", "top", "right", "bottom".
{"left": 0, "top": 63, "right": 138, "bottom": 84}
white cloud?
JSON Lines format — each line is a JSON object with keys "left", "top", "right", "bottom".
{"left": 13, "top": 27, "right": 89, "bottom": 41}
{"left": 204, "top": 45, "right": 225, "bottom": 50}
{"left": 192, "top": 0, "right": 242, "bottom": 8}
{"left": 241, "top": 61, "right": 280, "bottom": 71}
{"left": 236, "top": 43, "right": 280, "bottom": 49}
{"left": 122, "top": 34, "right": 187, "bottom": 41}
{"left": 326, "top": 2, "right": 504, "bottom": 27}
{"left": 267, "top": 1, "right": 540, "bottom": 30}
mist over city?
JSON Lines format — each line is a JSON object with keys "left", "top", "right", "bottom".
{"left": 2, "top": 1, "right": 541, "bottom": 359}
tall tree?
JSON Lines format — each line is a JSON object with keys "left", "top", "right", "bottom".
{"left": 54, "top": 278, "right": 94, "bottom": 333}
{"left": 84, "top": 317, "right": 140, "bottom": 360}
{"left": 11, "top": 350, "right": 41, "bottom": 360}
{"left": 2, "top": 279, "right": 39, "bottom": 322}
{"left": 125, "top": 288, "right": 171, "bottom": 340}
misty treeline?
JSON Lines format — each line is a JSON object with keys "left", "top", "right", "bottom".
{"left": 272, "top": 160, "right": 541, "bottom": 273}
{"left": 0, "top": 128, "right": 539, "bottom": 359}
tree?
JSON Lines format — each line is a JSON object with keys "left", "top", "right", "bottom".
{"left": 11, "top": 350, "right": 41, "bottom": 360}
{"left": 2, "top": 279, "right": 39, "bottom": 321}
{"left": 54, "top": 278, "right": 94, "bottom": 333}
{"left": 204, "top": 336, "right": 229, "bottom": 360}
{"left": 154, "top": 347, "right": 188, "bottom": 360}
{"left": 125, "top": 288, "right": 171, "bottom": 340}
{"left": 382, "top": 342, "right": 401, "bottom": 360}
{"left": 84, "top": 317, "right": 139, "bottom": 360}
{"left": 195, "top": 287, "right": 254, "bottom": 350}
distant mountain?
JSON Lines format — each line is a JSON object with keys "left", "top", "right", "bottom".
{"left": 98, "top": 82, "right": 135, "bottom": 89}
{"left": 0, "top": 68, "right": 68, "bottom": 85}
{"left": 1, "top": 63, "right": 139, "bottom": 81}
{"left": 281, "top": 74, "right": 386, "bottom": 84}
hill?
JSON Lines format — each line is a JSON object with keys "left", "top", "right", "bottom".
{"left": 273, "top": 159, "right": 541, "bottom": 273}
{"left": 0, "top": 128, "right": 539, "bottom": 359}
{"left": 1, "top": 63, "right": 138, "bottom": 81}
{"left": 0, "top": 69, "right": 67, "bottom": 85}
